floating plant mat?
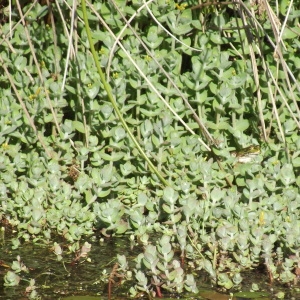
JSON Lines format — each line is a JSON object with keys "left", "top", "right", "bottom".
{"left": 0, "top": 237, "right": 299, "bottom": 300}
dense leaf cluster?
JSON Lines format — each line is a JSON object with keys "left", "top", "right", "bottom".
{"left": 0, "top": 0, "right": 300, "bottom": 297}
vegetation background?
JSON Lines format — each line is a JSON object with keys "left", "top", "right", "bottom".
{"left": 0, "top": 0, "right": 300, "bottom": 298}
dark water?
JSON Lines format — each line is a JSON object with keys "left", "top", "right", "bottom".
{"left": 0, "top": 237, "right": 135, "bottom": 299}
{"left": 0, "top": 236, "right": 300, "bottom": 300}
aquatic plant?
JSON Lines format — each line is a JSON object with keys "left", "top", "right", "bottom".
{"left": 0, "top": 0, "right": 300, "bottom": 297}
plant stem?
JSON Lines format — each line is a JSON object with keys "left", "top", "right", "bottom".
{"left": 80, "top": 0, "right": 169, "bottom": 186}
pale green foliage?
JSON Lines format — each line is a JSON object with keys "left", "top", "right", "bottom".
{"left": 0, "top": 0, "right": 300, "bottom": 296}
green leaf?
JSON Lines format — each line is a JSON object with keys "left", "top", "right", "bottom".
{"left": 99, "top": 151, "right": 124, "bottom": 161}
{"left": 14, "top": 56, "right": 27, "bottom": 71}
{"left": 162, "top": 203, "right": 172, "bottom": 214}
{"left": 97, "top": 189, "right": 111, "bottom": 198}
{"left": 206, "top": 120, "right": 230, "bottom": 130}
{"left": 72, "top": 121, "right": 85, "bottom": 133}
{"left": 85, "top": 189, "right": 93, "bottom": 204}
{"left": 292, "top": 156, "right": 300, "bottom": 167}
{"left": 86, "top": 84, "right": 99, "bottom": 99}
{"left": 282, "top": 27, "right": 298, "bottom": 39}
{"left": 280, "top": 0, "right": 289, "bottom": 15}
{"left": 280, "top": 164, "right": 295, "bottom": 186}
{"left": 0, "top": 125, "right": 18, "bottom": 136}
{"left": 209, "top": 32, "right": 223, "bottom": 44}
{"left": 163, "top": 186, "right": 178, "bottom": 204}
{"left": 234, "top": 119, "right": 249, "bottom": 132}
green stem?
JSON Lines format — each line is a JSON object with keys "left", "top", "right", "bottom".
{"left": 80, "top": 0, "right": 168, "bottom": 186}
